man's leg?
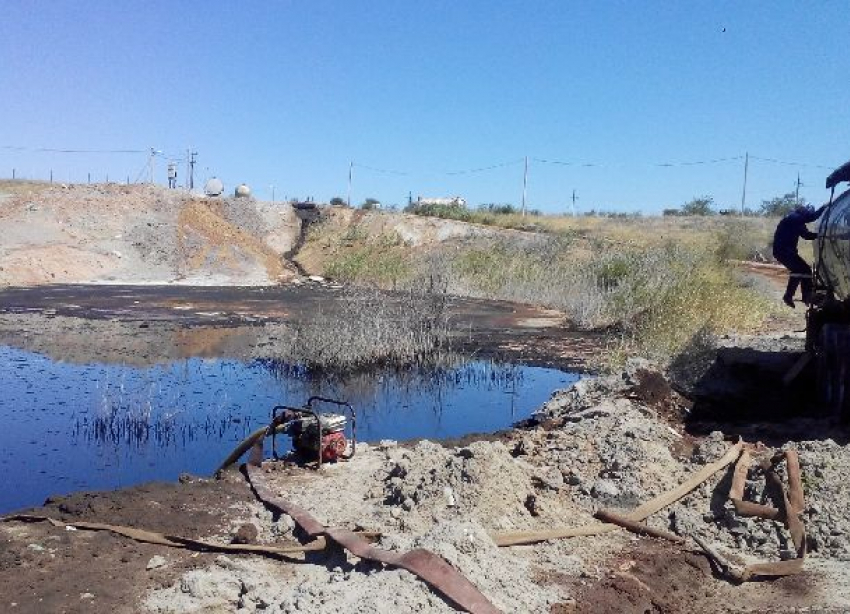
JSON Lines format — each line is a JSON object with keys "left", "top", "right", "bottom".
{"left": 778, "top": 253, "right": 812, "bottom": 305}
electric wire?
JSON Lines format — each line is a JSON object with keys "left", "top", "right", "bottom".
{"left": 0, "top": 145, "right": 146, "bottom": 154}
{"left": 750, "top": 156, "right": 833, "bottom": 170}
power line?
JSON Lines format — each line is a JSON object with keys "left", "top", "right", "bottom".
{"left": 749, "top": 155, "right": 833, "bottom": 170}
{"left": 444, "top": 158, "right": 524, "bottom": 175}
{"left": 533, "top": 155, "right": 744, "bottom": 168}
{"left": 0, "top": 145, "right": 146, "bottom": 154}
{"left": 352, "top": 158, "right": 524, "bottom": 177}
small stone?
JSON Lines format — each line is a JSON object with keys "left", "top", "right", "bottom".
{"left": 232, "top": 523, "right": 259, "bottom": 545}
{"left": 456, "top": 447, "right": 474, "bottom": 459}
{"left": 146, "top": 555, "right": 167, "bottom": 570}
{"left": 443, "top": 487, "right": 457, "bottom": 508}
{"left": 79, "top": 593, "right": 94, "bottom": 600}
{"left": 590, "top": 480, "right": 620, "bottom": 499}
{"left": 563, "top": 472, "right": 582, "bottom": 486}
{"left": 390, "top": 507, "right": 402, "bottom": 519}
{"left": 524, "top": 494, "right": 540, "bottom": 517}
{"left": 27, "top": 544, "right": 45, "bottom": 552}
{"left": 178, "top": 473, "right": 193, "bottom": 484}
{"left": 402, "top": 497, "right": 415, "bottom": 511}
{"left": 535, "top": 467, "right": 564, "bottom": 491}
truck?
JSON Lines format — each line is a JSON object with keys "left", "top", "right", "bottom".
{"left": 806, "top": 159, "right": 850, "bottom": 421}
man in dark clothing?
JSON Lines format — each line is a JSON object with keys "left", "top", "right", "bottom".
{"left": 773, "top": 204, "right": 826, "bottom": 307}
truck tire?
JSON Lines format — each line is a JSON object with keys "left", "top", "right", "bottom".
{"left": 817, "top": 323, "right": 850, "bottom": 422}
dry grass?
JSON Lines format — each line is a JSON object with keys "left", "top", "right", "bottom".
{"left": 273, "top": 286, "right": 452, "bottom": 374}
{"left": 303, "top": 210, "right": 775, "bottom": 364}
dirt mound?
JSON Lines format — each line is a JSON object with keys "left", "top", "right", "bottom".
{"left": 0, "top": 183, "right": 299, "bottom": 286}
{"left": 177, "top": 199, "right": 294, "bottom": 284}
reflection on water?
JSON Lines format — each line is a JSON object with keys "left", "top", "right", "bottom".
{"left": 0, "top": 345, "right": 577, "bottom": 513}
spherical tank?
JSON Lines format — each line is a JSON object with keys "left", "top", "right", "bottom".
{"left": 234, "top": 184, "right": 251, "bottom": 198}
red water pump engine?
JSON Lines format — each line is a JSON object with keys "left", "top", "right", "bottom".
{"left": 286, "top": 413, "right": 348, "bottom": 462}
{"left": 270, "top": 397, "right": 356, "bottom": 465}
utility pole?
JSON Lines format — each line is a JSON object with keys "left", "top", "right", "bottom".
{"left": 571, "top": 189, "right": 578, "bottom": 216}
{"left": 188, "top": 150, "right": 198, "bottom": 190}
{"left": 347, "top": 161, "right": 353, "bottom": 207}
{"left": 521, "top": 156, "right": 528, "bottom": 216}
{"left": 740, "top": 151, "right": 749, "bottom": 214}
{"left": 795, "top": 172, "right": 803, "bottom": 205}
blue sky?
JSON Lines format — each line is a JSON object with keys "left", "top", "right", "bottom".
{"left": 1, "top": 1, "right": 848, "bottom": 213}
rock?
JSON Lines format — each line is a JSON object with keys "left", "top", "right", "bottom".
{"left": 402, "top": 498, "right": 415, "bottom": 511}
{"left": 524, "top": 494, "right": 540, "bottom": 517}
{"left": 79, "top": 593, "right": 94, "bottom": 600}
{"left": 443, "top": 486, "right": 457, "bottom": 507}
{"left": 456, "top": 447, "right": 475, "bottom": 459}
{"left": 308, "top": 275, "right": 325, "bottom": 282}
{"left": 563, "top": 471, "right": 582, "bottom": 486}
{"left": 232, "top": 523, "right": 259, "bottom": 545}
{"left": 534, "top": 466, "right": 564, "bottom": 491}
{"left": 146, "top": 555, "right": 167, "bottom": 570}
{"left": 590, "top": 479, "right": 620, "bottom": 499}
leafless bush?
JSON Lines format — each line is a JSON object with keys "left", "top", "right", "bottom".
{"left": 278, "top": 286, "right": 453, "bottom": 373}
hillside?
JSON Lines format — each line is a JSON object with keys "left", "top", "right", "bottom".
{"left": 0, "top": 182, "right": 301, "bottom": 286}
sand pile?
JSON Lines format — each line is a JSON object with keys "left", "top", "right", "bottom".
{"left": 0, "top": 183, "right": 299, "bottom": 286}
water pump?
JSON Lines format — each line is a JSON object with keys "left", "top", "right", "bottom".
{"left": 269, "top": 397, "right": 356, "bottom": 466}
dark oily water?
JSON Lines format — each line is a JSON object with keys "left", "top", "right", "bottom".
{"left": 0, "top": 346, "right": 578, "bottom": 513}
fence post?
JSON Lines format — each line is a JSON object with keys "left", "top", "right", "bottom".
{"left": 12, "top": 168, "right": 15, "bottom": 180}
{"left": 50, "top": 169, "right": 53, "bottom": 183}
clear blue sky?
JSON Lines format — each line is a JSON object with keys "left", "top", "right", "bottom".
{"left": 1, "top": 1, "right": 848, "bottom": 213}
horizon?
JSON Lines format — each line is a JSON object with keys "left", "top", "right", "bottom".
{"left": 2, "top": 1, "right": 848, "bottom": 213}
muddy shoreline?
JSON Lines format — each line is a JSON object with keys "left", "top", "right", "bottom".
{"left": 0, "top": 283, "right": 602, "bottom": 370}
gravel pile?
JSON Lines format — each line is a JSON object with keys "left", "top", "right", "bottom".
{"left": 144, "top": 359, "right": 850, "bottom": 613}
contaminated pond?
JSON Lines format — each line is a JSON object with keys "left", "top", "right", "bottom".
{"left": 0, "top": 345, "right": 578, "bottom": 513}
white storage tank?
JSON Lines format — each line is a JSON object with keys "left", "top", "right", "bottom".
{"left": 204, "top": 177, "right": 224, "bottom": 197}
{"left": 235, "top": 183, "right": 251, "bottom": 198}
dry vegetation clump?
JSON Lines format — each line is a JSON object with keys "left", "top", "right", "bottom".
{"left": 322, "top": 227, "right": 412, "bottom": 288}
{"left": 275, "top": 286, "right": 452, "bottom": 373}
{"left": 443, "top": 239, "right": 770, "bottom": 360}
{"left": 305, "top": 212, "right": 774, "bottom": 364}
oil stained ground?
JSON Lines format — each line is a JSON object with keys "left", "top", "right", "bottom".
{"left": 0, "top": 345, "right": 577, "bottom": 513}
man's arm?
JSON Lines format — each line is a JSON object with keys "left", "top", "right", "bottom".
{"left": 805, "top": 204, "right": 828, "bottom": 223}
{"left": 801, "top": 228, "right": 818, "bottom": 240}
